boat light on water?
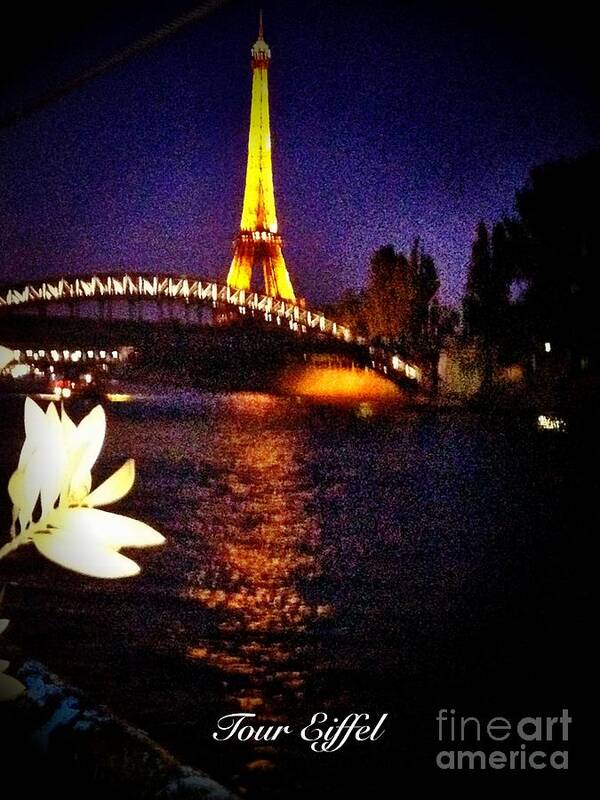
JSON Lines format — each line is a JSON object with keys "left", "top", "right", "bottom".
{"left": 537, "top": 414, "right": 567, "bottom": 432}
{"left": 105, "top": 393, "right": 134, "bottom": 403}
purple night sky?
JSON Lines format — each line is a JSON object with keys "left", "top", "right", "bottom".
{"left": 0, "top": 0, "right": 598, "bottom": 306}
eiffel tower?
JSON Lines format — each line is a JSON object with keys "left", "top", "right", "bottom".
{"left": 226, "top": 13, "right": 296, "bottom": 302}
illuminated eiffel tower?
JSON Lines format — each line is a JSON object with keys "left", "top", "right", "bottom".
{"left": 226, "top": 12, "right": 296, "bottom": 302}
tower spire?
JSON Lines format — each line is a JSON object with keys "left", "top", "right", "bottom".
{"left": 258, "top": 9, "right": 264, "bottom": 40}
{"left": 226, "top": 17, "right": 295, "bottom": 301}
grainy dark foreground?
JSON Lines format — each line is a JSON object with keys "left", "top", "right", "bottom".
{"left": 1, "top": 659, "right": 238, "bottom": 799}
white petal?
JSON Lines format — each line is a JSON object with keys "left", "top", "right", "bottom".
{"left": 23, "top": 441, "right": 65, "bottom": 522}
{"left": 15, "top": 400, "right": 67, "bottom": 525}
{"left": 7, "top": 469, "right": 24, "bottom": 509}
{"left": 15, "top": 451, "right": 43, "bottom": 531}
{"left": 0, "top": 344, "right": 15, "bottom": 370}
{"left": 19, "top": 398, "right": 47, "bottom": 469}
{"left": 69, "top": 406, "right": 106, "bottom": 495}
{"left": 59, "top": 406, "right": 78, "bottom": 500}
{"left": 24, "top": 396, "right": 46, "bottom": 438}
{"left": 32, "top": 529, "right": 141, "bottom": 579}
{"left": 75, "top": 405, "right": 106, "bottom": 469}
{"left": 0, "top": 671, "right": 25, "bottom": 701}
{"left": 52, "top": 507, "right": 165, "bottom": 548}
{"left": 61, "top": 405, "right": 77, "bottom": 443}
{"left": 0, "top": 619, "right": 8, "bottom": 635}
{"left": 43, "top": 412, "right": 67, "bottom": 516}
{"left": 8, "top": 469, "right": 31, "bottom": 532}
{"left": 85, "top": 460, "right": 135, "bottom": 507}
{"left": 45, "top": 400, "right": 61, "bottom": 426}
{"left": 68, "top": 470, "right": 92, "bottom": 505}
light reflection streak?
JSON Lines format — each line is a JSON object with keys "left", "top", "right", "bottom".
{"left": 184, "top": 404, "right": 331, "bottom": 716}
{"left": 284, "top": 366, "right": 399, "bottom": 400}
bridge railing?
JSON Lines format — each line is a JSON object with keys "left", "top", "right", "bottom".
{"left": 0, "top": 272, "right": 353, "bottom": 343}
{"left": 0, "top": 273, "right": 428, "bottom": 384}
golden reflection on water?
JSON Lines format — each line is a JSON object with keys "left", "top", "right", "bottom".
{"left": 185, "top": 395, "right": 331, "bottom": 717}
{"left": 283, "top": 365, "right": 399, "bottom": 400}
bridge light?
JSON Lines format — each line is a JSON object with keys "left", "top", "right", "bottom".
{"left": 25, "top": 349, "right": 33, "bottom": 357}
{"left": 99, "top": 350, "right": 106, "bottom": 359}
{"left": 112, "top": 350, "right": 118, "bottom": 359}
{"left": 51, "top": 350, "right": 60, "bottom": 362}
{"left": 544, "top": 341, "right": 551, "bottom": 353}
{"left": 10, "top": 364, "right": 30, "bottom": 379}
{"left": 38, "top": 349, "right": 45, "bottom": 357}
{"left": 63, "top": 349, "right": 70, "bottom": 360}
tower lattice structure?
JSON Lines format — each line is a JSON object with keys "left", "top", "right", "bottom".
{"left": 226, "top": 14, "right": 295, "bottom": 302}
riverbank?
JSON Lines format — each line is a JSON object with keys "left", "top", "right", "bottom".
{"left": 1, "top": 653, "right": 238, "bottom": 799}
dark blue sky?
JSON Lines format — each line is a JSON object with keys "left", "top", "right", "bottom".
{"left": 0, "top": 0, "right": 598, "bottom": 305}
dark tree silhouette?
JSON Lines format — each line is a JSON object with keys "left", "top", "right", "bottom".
{"left": 408, "top": 238, "right": 440, "bottom": 357}
{"left": 362, "top": 241, "right": 440, "bottom": 359}
{"left": 463, "top": 221, "right": 491, "bottom": 339}
{"left": 323, "top": 288, "right": 367, "bottom": 338}
{"left": 327, "top": 240, "right": 443, "bottom": 383}
{"left": 514, "top": 151, "right": 600, "bottom": 373}
{"left": 363, "top": 245, "right": 412, "bottom": 342}
{"left": 428, "top": 299, "right": 460, "bottom": 393}
{"left": 463, "top": 220, "right": 512, "bottom": 387}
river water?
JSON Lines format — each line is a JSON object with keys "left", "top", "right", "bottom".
{"left": 0, "top": 391, "right": 589, "bottom": 794}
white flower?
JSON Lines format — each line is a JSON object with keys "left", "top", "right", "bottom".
{"left": 5, "top": 399, "right": 165, "bottom": 579}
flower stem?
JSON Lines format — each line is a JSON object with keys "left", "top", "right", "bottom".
{"left": 0, "top": 531, "right": 31, "bottom": 561}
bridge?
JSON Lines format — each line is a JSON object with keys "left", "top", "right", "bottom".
{"left": 0, "top": 271, "right": 424, "bottom": 389}
{"left": 0, "top": 272, "right": 352, "bottom": 341}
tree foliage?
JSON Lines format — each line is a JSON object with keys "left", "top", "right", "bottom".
{"left": 327, "top": 239, "right": 451, "bottom": 384}
{"left": 514, "top": 151, "right": 600, "bottom": 366}
{"left": 363, "top": 240, "right": 440, "bottom": 356}
{"left": 462, "top": 151, "right": 600, "bottom": 379}
{"left": 463, "top": 221, "right": 511, "bottom": 340}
